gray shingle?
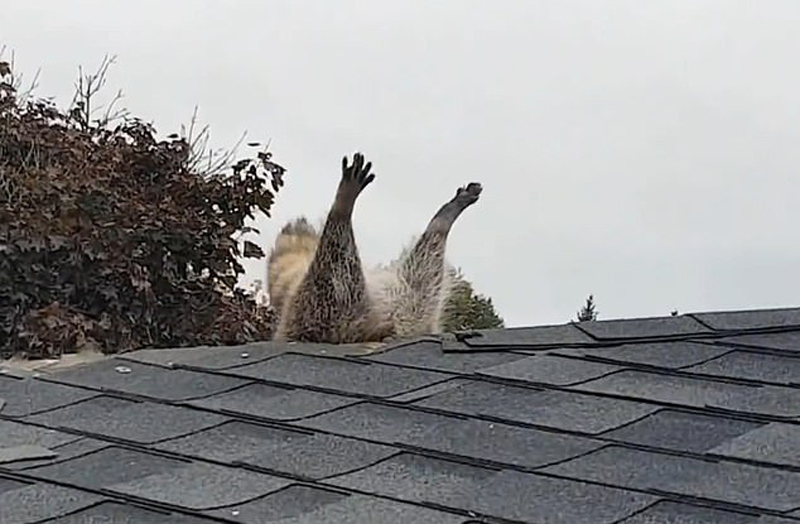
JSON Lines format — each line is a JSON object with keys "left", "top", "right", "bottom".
{"left": 45, "top": 360, "right": 249, "bottom": 401}
{"left": 242, "top": 434, "right": 397, "bottom": 480}
{"left": 26, "top": 446, "right": 186, "bottom": 487}
{"left": 107, "top": 463, "right": 289, "bottom": 510}
{"left": 50, "top": 501, "right": 221, "bottom": 523}
{"left": 388, "top": 378, "right": 465, "bottom": 403}
{"left": 719, "top": 331, "right": 800, "bottom": 353}
{"left": 542, "top": 446, "right": 800, "bottom": 511}
{"left": 188, "top": 383, "right": 357, "bottom": 421}
{"left": 708, "top": 422, "right": 800, "bottom": 467}
{"left": 603, "top": 410, "right": 763, "bottom": 452}
{"left": 618, "top": 500, "right": 758, "bottom": 523}
{"left": 692, "top": 308, "right": 800, "bottom": 331}
{"left": 0, "top": 482, "right": 103, "bottom": 524}
{"left": 571, "top": 341, "right": 729, "bottom": 369}
{"left": 27, "top": 395, "right": 227, "bottom": 443}
{"left": 575, "top": 316, "right": 711, "bottom": 340}
{"left": 119, "top": 342, "right": 290, "bottom": 369}
{"left": 453, "top": 323, "right": 594, "bottom": 348}
{"left": 208, "top": 485, "right": 466, "bottom": 524}
{"left": 574, "top": 370, "right": 756, "bottom": 409}
{"left": 299, "top": 401, "right": 455, "bottom": 442}
{"left": 300, "top": 402, "right": 602, "bottom": 468}
{"left": 327, "top": 452, "right": 499, "bottom": 505}
{"left": 0, "top": 375, "right": 95, "bottom": 417}
{"left": 478, "top": 354, "right": 622, "bottom": 385}
{"left": 365, "top": 340, "right": 528, "bottom": 373}
{"left": 473, "top": 470, "right": 656, "bottom": 524}
{"left": 758, "top": 517, "right": 800, "bottom": 524}
{"left": 0, "top": 476, "right": 27, "bottom": 494}
{"left": 724, "top": 385, "right": 800, "bottom": 418}
{"left": 0, "top": 419, "right": 81, "bottom": 449}
{"left": 0, "top": 444, "right": 57, "bottom": 464}
{"left": 157, "top": 421, "right": 396, "bottom": 479}
{"left": 685, "top": 351, "right": 800, "bottom": 385}
{"left": 8, "top": 437, "right": 108, "bottom": 471}
{"left": 225, "top": 353, "right": 450, "bottom": 397}
{"left": 110, "top": 462, "right": 291, "bottom": 510}
{"left": 156, "top": 420, "right": 309, "bottom": 461}
{"left": 329, "top": 453, "right": 655, "bottom": 523}
{"left": 414, "top": 379, "right": 658, "bottom": 434}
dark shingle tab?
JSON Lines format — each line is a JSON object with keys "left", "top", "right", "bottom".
{"left": 109, "top": 461, "right": 290, "bottom": 510}
{"left": 189, "top": 383, "right": 358, "bottom": 421}
{"left": 23, "top": 445, "right": 290, "bottom": 511}
{"left": 692, "top": 307, "right": 800, "bottom": 331}
{"left": 157, "top": 420, "right": 396, "bottom": 479}
{"left": 0, "top": 481, "right": 103, "bottom": 524}
{"left": 6, "top": 437, "right": 108, "bottom": 471}
{"left": 453, "top": 323, "right": 595, "bottom": 348}
{"left": 603, "top": 410, "right": 763, "bottom": 453}
{"left": 574, "top": 370, "right": 800, "bottom": 417}
{"left": 569, "top": 341, "right": 729, "bottom": 368}
{"left": 0, "top": 419, "right": 81, "bottom": 449}
{"left": 0, "top": 445, "right": 57, "bottom": 465}
{"left": 50, "top": 501, "right": 222, "bottom": 523}
{"left": 574, "top": 370, "right": 753, "bottom": 406}
{"left": 28, "top": 395, "right": 228, "bottom": 443}
{"left": 718, "top": 331, "right": 800, "bottom": 353}
{"left": 414, "top": 379, "right": 658, "bottom": 434}
{"left": 759, "top": 517, "right": 800, "bottom": 524}
{"left": 206, "top": 484, "right": 466, "bottom": 524}
{"left": 119, "top": 343, "right": 288, "bottom": 369}
{"left": 365, "top": 340, "right": 528, "bottom": 373}
{"left": 0, "top": 375, "right": 95, "bottom": 417}
{"left": 685, "top": 351, "right": 800, "bottom": 385}
{"left": 575, "top": 315, "right": 712, "bottom": 341}
{"left": 45, "top": 360, "right": 250, "bottom": 401}
{"left": 301, "top": 402, "right": 602, "bottom": 468}
{"left": 26, "top": 446, "right": 187, "bottom": 487}
{"left": 225, "top": 353, "right": 451, "bottom": 397}
{"left": 723, "top": 385, "right": 800, "bottom": 418}
{"left": 709, "top": 422, "right": 800, "bottom": 467}
{"left": 478, "top": 354, "right": 622, "bottom": 385}
{"left": 329, "top": 452, "right": 656, "bottom": 523}
{"left": 543, "top": 446, "right": 800, "bottom": 511}
{"left": 619, "top": 500, "right": 759, "bottom": 523}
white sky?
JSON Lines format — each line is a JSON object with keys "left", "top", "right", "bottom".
{"left": 5, "top": 0, "right": 800, "bottom": 326}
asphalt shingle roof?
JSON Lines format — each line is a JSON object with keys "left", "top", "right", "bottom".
{"left": 2, "top": 306, "right": 800, "bottom": 523}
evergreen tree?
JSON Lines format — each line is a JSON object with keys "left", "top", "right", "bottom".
{"left": 576, "top": 294, "right": 598, "bottom": 322}
{"left": 442, "top": 268, "right": 504, "bottom": 331}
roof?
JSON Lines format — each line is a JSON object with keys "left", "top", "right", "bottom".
{"left": 1, "top": 307, "right": 800, "bottom": 523}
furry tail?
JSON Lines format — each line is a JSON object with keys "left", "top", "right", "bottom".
{"left": 267, "top": 217, "right": 319, "bottom": 317}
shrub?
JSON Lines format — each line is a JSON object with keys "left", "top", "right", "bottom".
{"left": 0, "top": 56, "right": 285, "bottom": 358}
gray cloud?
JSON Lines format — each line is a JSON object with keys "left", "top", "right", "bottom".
{"left": 6, "top": 0, "right": 800, "bottom": 326}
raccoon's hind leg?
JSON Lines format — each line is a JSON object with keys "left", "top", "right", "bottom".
{"left": 394, "top": 182, "right": 482, "bottom": 335}
{"left": 274, "top": 153, "right": 384, "bottom": 343}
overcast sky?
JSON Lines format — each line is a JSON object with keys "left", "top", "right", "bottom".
{"left": 5, "top": 0, "right": 800, "bottom": 327}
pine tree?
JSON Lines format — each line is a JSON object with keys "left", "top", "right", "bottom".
{"left": 576, "top": 294, "right": 598, "bottom": 322}
{"left": 441, "top": 268, "right": 505, "bottom": 331}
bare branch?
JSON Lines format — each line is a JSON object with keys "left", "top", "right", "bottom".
{"left": 180, "top": 106, "right": 248, "bottom": 177}
{"left": 70, "top": 54, "right": 120, "bottom": 129}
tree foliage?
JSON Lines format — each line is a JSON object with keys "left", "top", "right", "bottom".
{"left": 576, "top": 294, "right": 598, "bottom": 322}
{"left": 442, "top": 268, "right": 504, "bottom": 332}
{"left": 0, "top": 56, "right": 285, "bottom": 359}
